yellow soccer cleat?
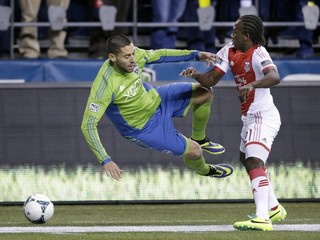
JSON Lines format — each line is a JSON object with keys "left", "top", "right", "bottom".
{"left": 205, "top": 164, "right": 233, "bottom": 178}
{"left": 269, "top": 204, "right": 287, "bottom": 223}
{"left": 233, "top": 217, "right": 273, "bottom": 231}
{"left": 197, "top": 137, "right": 225, "bottom": 155}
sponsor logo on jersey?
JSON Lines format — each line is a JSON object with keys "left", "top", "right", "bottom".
{"left": 89, "top": 103, "right": 100, "bottom": 113}
{"left": 235, "top": 74, "right": 247, "bottom": 88}
{"left": 124, "top": 79, "right": 142, "bottom": 101}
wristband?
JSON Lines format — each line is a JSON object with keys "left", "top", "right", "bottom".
{"left": 100, "top": 157, "right": 112, "bottom": 166}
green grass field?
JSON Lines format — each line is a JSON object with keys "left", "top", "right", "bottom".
{"left": 0, "top": 202, "right": 319, "bottom": 239}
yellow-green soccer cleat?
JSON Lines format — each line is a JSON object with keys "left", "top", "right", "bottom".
{"left": 198, "top": 137, "right": 225, "bottom": 155}
{"left": 269, "top": 204, "right": 287, "bottom": 223}
{"left": 205, "top": 164, "right": 233, "bottom": 178}
{"left": 233, "top": 218, "right": 273, "bottom": 231}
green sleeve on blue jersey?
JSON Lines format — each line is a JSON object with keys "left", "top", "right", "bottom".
{"left": 135, "top": 48, "right": 200, "bottom": 64}
{"left": 81, "top": 62, "right": 113, "bottom": 164}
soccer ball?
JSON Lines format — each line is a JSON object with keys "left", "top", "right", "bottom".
{"left": 23, "top": 194, "right": 54, "bottom": 224}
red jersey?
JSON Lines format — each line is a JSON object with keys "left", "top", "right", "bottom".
{"left": 215, "top": 42, "right": 278, "bottom": 116}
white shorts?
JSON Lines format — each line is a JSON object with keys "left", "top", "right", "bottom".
{"left": 239, "top": 106, "right": 281, "bottom": 163}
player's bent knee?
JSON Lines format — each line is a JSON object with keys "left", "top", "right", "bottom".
{"left": 244, "top": 157, "right": 265, "bottom": 172}
{"left": 185, "top": 140, "right": 203, "bottom": 159}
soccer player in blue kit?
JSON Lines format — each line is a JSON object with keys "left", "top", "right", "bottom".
{"left": 81, "top": 34, "right": 233, "bottom": 181}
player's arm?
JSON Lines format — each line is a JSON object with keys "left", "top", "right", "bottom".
{"left": 141, "top": 48, "right": 216, "bottom": 65}
{"left": 179, "top": 45, "right": 229, "bottom": 87}
{"left": 81, "top": 96, "right": 109, "bottom": 163}
{"left": 253, "top": 67, "right": 280, "bottom": 88}
{"left": 81, "top": 85, "right": 123, "bottom": 181}
{"left": 180, "top": 66, "right": 224, "bottom": 88}
{"left": 239, "top": 67, "right": 280, "bottom": 103}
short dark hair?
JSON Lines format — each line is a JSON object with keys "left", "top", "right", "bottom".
{"left": 106, "top": 34, "right": 132, "bottom": 55}
{"left": 239, "top": 15, "right": 266, "bottom": 46}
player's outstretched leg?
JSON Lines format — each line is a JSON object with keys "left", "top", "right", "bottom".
{"left": 182, "top": 139, "right": 231, "bottom": 178}
{"left": 191, "top": 90, "right": 225, "bottom": 155}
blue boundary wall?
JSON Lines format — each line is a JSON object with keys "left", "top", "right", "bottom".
{"left": 0, "top": 59, "right": 319, "bottom": 82}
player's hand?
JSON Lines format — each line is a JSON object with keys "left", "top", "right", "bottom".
{"left": 179, "top": 67, "right": 200, "bottom": 79}
{"left": 239, "top": 83, "right": 254, "bottom": 103}
{"left": 198, "top": 51, "right": 216, "bottom": 67}
{"left": 102, "top": 161, "right": 124, "bottom": 181}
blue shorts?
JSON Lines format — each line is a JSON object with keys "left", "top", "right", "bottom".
{"left": 127, "top": 82, "right": 193, "bottom": 156}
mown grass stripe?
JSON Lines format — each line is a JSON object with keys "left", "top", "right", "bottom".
{"left": 0, "top": 224, "right": 320, "bottom": 233}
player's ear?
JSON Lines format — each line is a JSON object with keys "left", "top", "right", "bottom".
{"left": 244, "top": 33, "right": 250, "bottom": 41}
{"left": 108, "top": 53, "right": 116, "bottom": 62}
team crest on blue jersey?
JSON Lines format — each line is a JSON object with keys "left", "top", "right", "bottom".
{"left": 244, "top": 61, "right": 251, "bottom": 72}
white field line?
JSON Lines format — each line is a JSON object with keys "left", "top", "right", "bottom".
{"left": 0, "top": 225, "right": 319, "bottom": 233}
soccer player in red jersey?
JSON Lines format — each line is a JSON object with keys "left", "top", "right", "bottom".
{"left": 180, "top": 15, "right": 287, "bottom": 231}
